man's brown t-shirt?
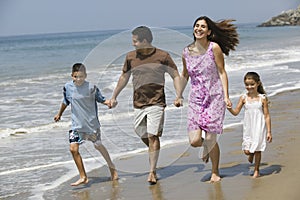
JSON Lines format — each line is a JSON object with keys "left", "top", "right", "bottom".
{"left": 122, "top": 48, "right": 178, "bottom": 109}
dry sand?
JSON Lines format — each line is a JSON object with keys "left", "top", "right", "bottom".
{"left": 44, "top": 89, "right": 300, "bottom": 200}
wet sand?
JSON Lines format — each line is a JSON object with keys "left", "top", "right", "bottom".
{"left": 44, "top": 89, "right": 300, "bottom": 200}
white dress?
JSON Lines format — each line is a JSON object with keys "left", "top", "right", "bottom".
{"left": 242, "top": 94, "right": 267, "bottom": 153}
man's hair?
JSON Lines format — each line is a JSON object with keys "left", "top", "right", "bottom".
{"left": 131, "top": 26, "right": 153, "bottom": 43}
{"left": 72, "top": 63, "right": 86, "bottom": 74}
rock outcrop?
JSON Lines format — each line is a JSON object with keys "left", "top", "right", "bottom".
{"left": 258, "top": 5, "right": 300, "bottom": 27}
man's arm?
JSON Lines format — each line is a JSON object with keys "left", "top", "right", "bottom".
{"left": 110, "top": 71, "right": 131, "bottom": 108}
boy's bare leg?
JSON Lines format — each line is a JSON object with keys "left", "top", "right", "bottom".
{"left": 253, "top": 151, "right": 261, "bottom": 178}
{"left": 70, "top": 143, "right": 89, "bottom": 186}
{"left": 94, "top": 142, "right": 118, "bottom": 180}
{"left": 148, "top": 134, "right": 160, "bottom": 184}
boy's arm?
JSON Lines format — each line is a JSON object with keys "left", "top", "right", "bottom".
{"left": 54, "top": 103, "right": 67, "bottom": 122}
{"left": 227, "top": 96, "right": 244, "bottom": 116}
{"left": 101, "top": 99, "right": 110, "bottom": 107}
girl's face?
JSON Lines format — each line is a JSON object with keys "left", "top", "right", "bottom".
{"left": 244, "top": 78, "right": 259, "bottom": 94}
{"left": 72, "top": 71, "right": 86, "bottom": 86}
{"left": 193, "top": 19, "right": 211, "bottom": 40}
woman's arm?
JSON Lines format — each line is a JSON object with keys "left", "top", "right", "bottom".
{"left": 213, "top": 43, "right": 232, "bottom": 108}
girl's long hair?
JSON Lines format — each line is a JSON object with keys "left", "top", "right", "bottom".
{"left": 244, "top": 72, "right": 266, "bottom": 94}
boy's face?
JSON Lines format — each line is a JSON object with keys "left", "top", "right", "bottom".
{"left": 72, "top": 71, "right": 86, "bottom": 86}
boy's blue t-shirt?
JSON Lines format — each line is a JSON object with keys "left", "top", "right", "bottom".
{"left": 63, "top": 80, "right": 106, "bottom": 133}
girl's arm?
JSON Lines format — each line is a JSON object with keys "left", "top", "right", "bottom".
{"left": 213, "top": 43, "right": 232, "bottom": 108}
{"left": 262, "top": 98, "right": 272, "bottom": 142}
{"left": 227, "top": 96, "right": 245, "bottom": 116}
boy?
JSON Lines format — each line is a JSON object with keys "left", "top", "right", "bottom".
{"left": 54, "top": 63, "right": 118, "bottom": 186}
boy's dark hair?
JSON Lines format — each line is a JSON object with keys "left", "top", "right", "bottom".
{"left": 72, "top": 63, "right": 86, "bottom": 74}
{"left": 131, "top": 26, "right": 153, "bottom": 43}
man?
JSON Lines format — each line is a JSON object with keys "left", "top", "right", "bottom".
{"left": 110, "top": 26, "right": 182, "bottom": 184}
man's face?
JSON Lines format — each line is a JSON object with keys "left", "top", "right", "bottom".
{"left": 132, "top": 34, "right": 145, "bottom": 50}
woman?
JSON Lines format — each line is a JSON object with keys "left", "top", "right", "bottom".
{"left": 175, "top": 16, "right": 239, "bottom": 182}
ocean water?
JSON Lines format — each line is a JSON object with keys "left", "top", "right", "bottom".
{"left": 1, "top": 24, "right": 300, "bottom": 199}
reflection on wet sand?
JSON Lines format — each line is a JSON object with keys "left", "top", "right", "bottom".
{"left": 149, "top": 181, "right": 164, "bottom": 200}
{"left": 208, "top": 182, "right": 224, "bottom": 200}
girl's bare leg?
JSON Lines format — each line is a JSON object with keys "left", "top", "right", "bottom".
{"left": 244, "top": 150, "right": 254, "bottom": 163}
{"left": 253, "top": 151, "right": 261, "bottom": 178}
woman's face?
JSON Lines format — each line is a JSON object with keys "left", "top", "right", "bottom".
{"left": 193, "top": 19, "right": 211, "bottom": 40}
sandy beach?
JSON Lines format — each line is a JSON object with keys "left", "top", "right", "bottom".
{"left": 44, "top": 89, "right": 300, "bottom": 200}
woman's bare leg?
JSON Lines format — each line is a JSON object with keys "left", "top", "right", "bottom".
{"left": 188, "top": 130, "right": 203, "bottom": 147}
{"left": 205, "top": 133, "right": 221, "bottom": 183}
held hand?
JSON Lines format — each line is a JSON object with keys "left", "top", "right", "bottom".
{"left": 174, "top": 97, "right": 183, "bottom": 107}
{"left": 109, "top": 98, "right": 118, "bottom": 108}
{"left": 225, "top": 98, "right": 232, "bottom": 108}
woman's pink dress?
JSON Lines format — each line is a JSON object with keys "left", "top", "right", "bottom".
{"left": 183, "top": 42, "right": 225, "bottom": 134}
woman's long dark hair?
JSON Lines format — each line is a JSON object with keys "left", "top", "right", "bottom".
{"left": 193, "top": 16, "right": 239, "bottom": 56}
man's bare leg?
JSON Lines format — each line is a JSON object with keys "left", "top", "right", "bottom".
{"left": 148, "top": 134, "right": 160, "bottom": 184}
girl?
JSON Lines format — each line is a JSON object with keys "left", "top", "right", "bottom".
{"left": 227, "top": 72, "right": 272, "bottom": 178}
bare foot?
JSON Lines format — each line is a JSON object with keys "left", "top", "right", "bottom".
{"left": 109, "top": 167, "right": 119, "bottom": 181}
{"left": 252, "top": 170, "right": 260, "bottom": 178}
{"left": 147, "top": 171, "right": 157, "bottom": 185}
{"left": 248, "top": 153, "right": 254, "bottom": 163}
{"left": 71, "top": 177, "right": 89, "bottom": 186}
{"left": 209, "top": 173, "right": 221, "bottom": 183}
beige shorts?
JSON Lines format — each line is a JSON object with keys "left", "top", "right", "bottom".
{"left": 134, "top": 105, "right": 165, "bottom": 139}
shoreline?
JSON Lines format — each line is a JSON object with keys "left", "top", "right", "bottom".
{"left": 44, "top": 89, "right": 300, "bottom": 200}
